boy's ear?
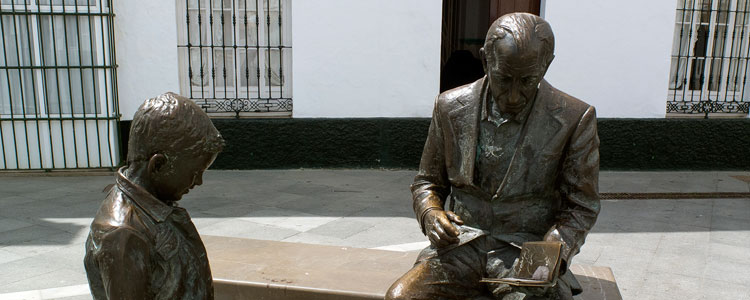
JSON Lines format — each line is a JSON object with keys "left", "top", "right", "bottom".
{"left": 147, "top": 154, "right": 168, "bottom": 175}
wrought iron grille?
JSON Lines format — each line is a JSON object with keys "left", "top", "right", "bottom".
{"left": 668, "top": 0, "right": 750, "bottom": 117}
{"left": 177, "top": 0, "right": 291, "bottom": 118}
{"left": 0, "top": 0, "right": 120, "bottom": 170}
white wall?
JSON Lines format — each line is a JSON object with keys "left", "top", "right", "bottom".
{"left": 114, "top": 0, "right": 181, "bottom": 120}
{"left": 543, "top": 1, "right": 676, "bottom": 118}
{"left": 292, "top": 0, "right": 443, "bottom": 118}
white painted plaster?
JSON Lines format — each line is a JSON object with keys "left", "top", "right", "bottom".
{"left": 291, "top": 0, "right": 442, "bottom": 118}
{"left": 543, "top": 1, "right": 676, "bottom": 118}
{"left": 114, "top": 0, "right": 181, "bottom": 120}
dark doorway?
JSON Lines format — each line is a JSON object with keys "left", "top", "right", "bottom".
{"left": 440, "top": 0, "right": 541, "bottom": 92}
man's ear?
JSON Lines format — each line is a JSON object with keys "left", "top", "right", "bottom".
{"left": 147, "top": 154, "right": 167, "bottom": 175}
{"left": 541, "top": 54, "right": 555, "bottom": 77}
{"left": 480, "top": 47, "right": 488, "bottom": 74}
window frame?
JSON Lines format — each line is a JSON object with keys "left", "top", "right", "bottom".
{"left": 0, "top": 0, "right": 114, "bottom": 119}
{"left": 667, "top": 0, "right": 750, "bottom": 117}
{"left": 176, "top": 0, "right": 292, "bottom": 118}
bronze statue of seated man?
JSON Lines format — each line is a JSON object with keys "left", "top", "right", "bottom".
{"left": 386, "top": 13, "right": 600, "bottom": 300}
{"left": 84, "top": 92, "right": 224, "bottom": 299}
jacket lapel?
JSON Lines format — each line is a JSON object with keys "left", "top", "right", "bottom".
{"left": 447, "top": 77, "right": 486, "bottom": 188}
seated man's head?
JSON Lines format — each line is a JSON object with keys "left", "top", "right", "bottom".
{"left": 126, "top": 92, "right": 225, "bottom": 202}
{"left": 480, "top": 13, "right": 555, "bottom": 114}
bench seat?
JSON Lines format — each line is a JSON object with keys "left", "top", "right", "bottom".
{"left": 202, "top": 235, "right": 621, "bottom": 300}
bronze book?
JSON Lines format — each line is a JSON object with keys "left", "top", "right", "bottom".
{"left": 480, "top": 241, "right": 563, "bottom": 287}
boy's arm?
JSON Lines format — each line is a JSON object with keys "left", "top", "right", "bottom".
{"left": 95, "top": 227, "right": 152, "bottom": 299}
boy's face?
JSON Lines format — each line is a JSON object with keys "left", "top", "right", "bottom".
{"left": 154, "top": 151, "right": 218, "bottom": 202}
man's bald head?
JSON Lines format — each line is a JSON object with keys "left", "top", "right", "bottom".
{"left": 483, "top": 13, "right": 555, "bottom": 69}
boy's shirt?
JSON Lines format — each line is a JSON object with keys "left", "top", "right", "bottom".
{"left": 84, "top": 168, "right": 213, "bottom": 299}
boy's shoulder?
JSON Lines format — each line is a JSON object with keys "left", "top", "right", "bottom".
{"left": 88, "top": 185, "right": 154, "bottom": 246}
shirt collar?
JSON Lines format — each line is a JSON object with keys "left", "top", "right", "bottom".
{"left": 481, "top": 83, "right": 535, "bottom": 127}
{"left": 116, "top": 167, "right": 173, "bottom": 222}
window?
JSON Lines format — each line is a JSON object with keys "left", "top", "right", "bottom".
{"left": 667, "top": 0, "right": 750, "bottom": 116}
{"left": 177, "top": 0, "right": 292, "bottom": 118}
{"left": 0, "top": 0, "right": 120, "bottom": 170}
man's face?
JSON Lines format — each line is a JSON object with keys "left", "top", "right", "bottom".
{"left": 154, "top": 151, "right": 218, "bottom": 202}
{"left": 483, "top": 37, "right": 547, "bottom": 114}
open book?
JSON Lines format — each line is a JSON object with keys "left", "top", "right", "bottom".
{"left": 480, "top": 241, "right": 563, "bottom": 287}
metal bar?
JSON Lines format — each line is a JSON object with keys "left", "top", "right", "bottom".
{"left": 209, "top": 0, "right": 216, "bottom": 103}
{"left": 277, "top": 0, "right": 282, "bottom": 99}
{"left": 739, "top": 2, "right": 750, "bottom": 113}
{"left": 695, "top": 0, "right": 711, "bottom": 115}
{"left": 243, "top": 0, "right": 249, "bottom": 109}
{"left": 231, "top": 0, "right": 239, "bottom": 118}
{"left": 21, "top": 0, "right": 44, "bottom": 169}
{"left": 73, "top": 0, "right": 91, "bottom": 166}
{"left": 177, "top": 44, "right": 289, "bottom": 49}
{"left": 721, "top": 0, "right": 742, "bottom": 104}
{"left": 96, "top": 0, "right": 113, "bottom": 167}
{"left": 198, "top": 0, "right": 206, "bottom": 105}
{"left": 106, "top": 0, "right": 122, "bottom": 168}
{"left": 61, "top": 3, "right": 81, "bottom": 167}
{"left": 48, "top": 5, "right": 69, "bottom": 168}
{"left": 9, "top": 1, "right": 33, "bottom": 168}
{"left": 736, "top": 1, "right": 750, "bottom": 111}
{"left": 0, "top": 116, "right": 118, "bottom": 121}
{"left": 0, "top": 11, "right": 112, "bottom": 17}
{"left": 713, "top": 0, "right": 731, "bottom": 112}
{"left": 34, "top": 0, "right": 57, "bottom": 169}
{"left": 83, "top": 0, "right": 102, "bottom": 167}
{"left": 0, "top": 15, "right": 16, "bottom": 168}
{"left": 255, "top": 0, "right": 260, "bottom": 100}
{"left": 265, "top": 0, "right": 271, "bottom": 101}
{"left": 672, "top": 0, "right": 689, "bottom": 108}
{"left": 740, "top": 4, "right": 750, "bottom": 108}
{"left": 0, "top": 65, "right": 115, "bottom": 69}
{"left": 682, "top": 0, "right": 700, "bottom": 105}
{"left": 220, "top": 0, "right": 227, "bottom": 111}
{"left": 186, "top": 0, "right": 193, "bottom": 99}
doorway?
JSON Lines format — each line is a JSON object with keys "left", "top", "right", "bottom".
{"left": 440, "top": 0, "right": 541, "bottom": 92}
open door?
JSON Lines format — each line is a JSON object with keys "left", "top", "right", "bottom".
{"left": 440, "top": 0, "right": 541, "bottom": 92}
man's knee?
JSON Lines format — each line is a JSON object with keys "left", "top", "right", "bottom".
{"left": 384, "top": 277, "right": 411, "bottom": 300}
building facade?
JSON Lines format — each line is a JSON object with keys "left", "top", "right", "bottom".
{"left": 1, "top": 0, "right": 748, "bottom": 171}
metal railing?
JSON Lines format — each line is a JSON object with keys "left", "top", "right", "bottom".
{"left": 177, "top": 0, "right": 292, "bottom": 118}
{"left": 0, "top": 0, "right": 120, "bottom": 170}
{"left": 668, "top": 0, "right": 750, "bottom": 117}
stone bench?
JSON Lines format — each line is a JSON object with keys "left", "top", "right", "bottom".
{"left": 202, "top": 235, "right": 622, "bottom": 300}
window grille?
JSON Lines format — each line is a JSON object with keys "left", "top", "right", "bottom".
{"left": 0, "top": 0, "right": 120, "bottom": 170}
{"left": 668, "top": 0, "right": 750, "bottom": 117}
{"left": 177, "top": 0, "right": 291, "bottom": 118}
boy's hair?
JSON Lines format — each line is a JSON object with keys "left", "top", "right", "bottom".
{"left": 127, "top": 92, "right": 224, "bottom": 164}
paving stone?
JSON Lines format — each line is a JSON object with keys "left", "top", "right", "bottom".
{"left": 0, "top": 256, "right": 68, "bottom": 289}
{"left": 0, "top": 217, "right": 33, "bottom": 234}
{"left": 305, "top": 218, "right": 376, "bottom": 239}
{"left": 637, "top": 272, "right": 703, "bottom": 300}
{"left": 0, "top": 268, "right": 87, "bottom": 293}
{"left": 198, "top": 219, "right": 300, "bottom": 241}
{"left": 699, "top": 278, "right": 750, "bottom": 300}
{"left": 0, "top": 225, "right": 68, "bottom": 247}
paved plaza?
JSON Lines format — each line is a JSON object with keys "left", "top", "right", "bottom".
{"left": 0, "top": 170, "right": 749, "bottom": 299}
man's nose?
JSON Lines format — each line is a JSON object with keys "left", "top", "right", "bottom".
{"left": 508, "top": 85, "right": 522, "bottom": 106}
{"left": 194, "top": 172, "right": 204, "bottom": 186}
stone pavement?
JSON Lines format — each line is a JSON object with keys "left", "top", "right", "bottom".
{"left": 0, "top": 170, "right": 749, "bottom": 300}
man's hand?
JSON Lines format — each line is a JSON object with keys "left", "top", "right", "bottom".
{"left": 423, "top": 209, "right": 464, "bottom": 248}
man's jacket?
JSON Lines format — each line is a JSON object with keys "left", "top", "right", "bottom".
{"left": 412, "top": 76, "right": 600, "bottom": 266}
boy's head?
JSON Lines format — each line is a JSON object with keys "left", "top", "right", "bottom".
{"left": 127, "top": 92, "right": 224, "bottom": 202}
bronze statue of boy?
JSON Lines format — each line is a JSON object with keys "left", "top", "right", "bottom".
{"left": 386, "top": 13, "right": 600, "bottom": 300}
{"left": 84, "top": 92, "right": 224, "bottom": 299}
